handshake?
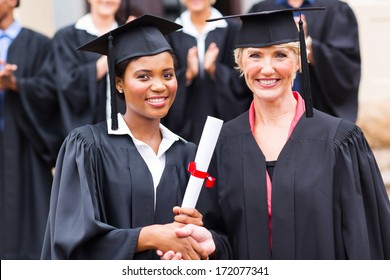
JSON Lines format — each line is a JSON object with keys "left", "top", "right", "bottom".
{"left": 139, "top": 206, "right": 215, "bottom": 260}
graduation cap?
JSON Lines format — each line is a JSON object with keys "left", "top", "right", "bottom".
{"left": 207, "top": 7, "right": 325, "bottom": 117}
{"left": 78, "top": 14, "right": 182, "bottom": 130}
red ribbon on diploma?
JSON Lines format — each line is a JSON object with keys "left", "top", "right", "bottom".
{"left": 187, "top": 162, "right": 215, "bottom": 188}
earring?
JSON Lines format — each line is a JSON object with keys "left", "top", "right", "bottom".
{"left": 118, "top": 89, "right": 123, "bottom": 93}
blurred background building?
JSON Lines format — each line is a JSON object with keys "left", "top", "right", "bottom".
{"left": 15, "top": 0, "right": 390, "bottom": 195}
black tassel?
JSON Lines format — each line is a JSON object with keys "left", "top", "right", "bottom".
{"left": 298, "top": 16, "right": 313, "bottom": 118}
{"left": 108, "top": 34, "right": 118, "bottom": 130}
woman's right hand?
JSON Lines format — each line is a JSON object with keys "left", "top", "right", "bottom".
{"left": 158, "top": 224, "right": 216, "bottom": 260}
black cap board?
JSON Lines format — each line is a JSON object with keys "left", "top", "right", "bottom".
{"left": 207, "top": 7, "right": 325, "bottom": 117}
{"left": 78, "top": 14, "right": 182, "bottom": 129}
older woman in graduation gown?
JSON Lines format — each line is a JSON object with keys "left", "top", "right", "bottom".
{"left": 41, "top": 15, "right": 229, "bottom": 260}
{"left": 194, "top": 8, "right": 390, "bottom": 259}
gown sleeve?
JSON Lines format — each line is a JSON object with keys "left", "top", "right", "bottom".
{"left": 6, "top": 29, "right": 62, "bottom": 166}
{"left": 17, "top": 43, "right": 63, "bottom": 166}
{"left": 334, "top": 120, "right": 390, "bottom": 259}
{"left": 41, "top": 126, "right": 140, "bottom": 259}
{"left": 52, "top": 27, "right": 104, "bottom": 133}
{"left": 309, "top": 2, "right": 361, "bottom": 120}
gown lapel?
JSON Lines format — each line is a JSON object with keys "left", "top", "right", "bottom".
{"left": 242, "top": 131, "right": 272, "bottom": 259}
{"left": 271, "top": 139, "right": 297, "bottom": 259}
{"left": 154, "top": 145, "right": 184, "bottom": 224}
{"left": 128, "top": 143, "right": 155, "bottom": 228}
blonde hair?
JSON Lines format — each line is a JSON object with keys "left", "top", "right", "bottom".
{"left": 180, "top": 0, "right": 217, "bottom": 6}
{"left": 234, "top": 38, "right": 312, "bottom": 78}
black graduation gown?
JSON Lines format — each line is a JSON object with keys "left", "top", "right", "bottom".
{"left": 162, "top": 19, "right": 252, "bottom": 144}
{"left": 51, "top": 25, "right": 125, "bottom": 138}
{"left": 0, "top": 28, "right": 59, "bottom": 259}
{"left": 248, "top": 0, "right": 361, "bottom": 122}
{"left": 41, "top": 122, "right": 199, "bottom": 259}
{"left": 197, "top": 109, "right": 390, "bottom": 259}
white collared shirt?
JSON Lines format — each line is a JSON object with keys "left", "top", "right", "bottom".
{"left": 75, "top": 13, "right": 118, "bottom": 36}
{"left": 107, "top": 114, "right": 183, "bottom": 206}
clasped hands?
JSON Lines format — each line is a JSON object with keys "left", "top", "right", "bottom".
{"left": 185, "top": 43, "right": 220, "bottom": 84}
{"left": 156, "top": 206, "right": 215, "bottom": 260}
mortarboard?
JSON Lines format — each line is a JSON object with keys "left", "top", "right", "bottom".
{"left": 207, "top": 7, "right": 325, "bottom": 117}
{"left": 78, "top": 14, "right": 182, "bottom": 130}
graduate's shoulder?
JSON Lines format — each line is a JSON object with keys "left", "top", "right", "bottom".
{"left": 162, "top": 128, "right": 197, "bottom": 156}
{"left": 52, "top": 23, "right": 91, "bottom": 42}
{"left": 17, "top": 27, "right": 50, "bottom": 42}
{"left": 220, "top": 111, "right": 251, "bottom": 139}
{"left": 65, "top": 122, "right": 107, "bottom": 147}
{"left": 176, "top": 136, "right": 197, "bottom": 150}
{"left": 248, "top": 1, "right": 277, "bottom": 13}
{"left": 224, "top": 17, "right": 241, "bottom": 30}
{"left": 301, "top": 109, "right": 363, "bottom": 145}
{"left": 52, "top": 23, "right": 77, "bottom": 38}
{"left": 314, "top": 0, "right": 351, "bottom": 10}
{"left": 11, "top": 28, "right": 51, "bottom": 54}
{"left": 171, "top": 139, "right": 197, "bottom": 162}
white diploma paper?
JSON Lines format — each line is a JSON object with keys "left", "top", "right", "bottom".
{"left": 181, "top": 116, "right": 224, "bottom": 208}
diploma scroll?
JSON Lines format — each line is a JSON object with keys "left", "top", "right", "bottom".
{"left": 181, "top": 116, "right": 224, "bottom": 208}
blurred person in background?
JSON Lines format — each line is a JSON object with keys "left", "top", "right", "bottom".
{"left": 0, "top": 0, "right": 60, "bottom": 259}
{"left": 51, "top": 0, "right": 126, "bottom": 141}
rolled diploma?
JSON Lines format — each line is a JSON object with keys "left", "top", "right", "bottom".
{"left": 181, "top": 116, "right": 224, "bottom": 208}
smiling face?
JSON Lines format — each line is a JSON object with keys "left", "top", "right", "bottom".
{"left": 116, "top": 51, "right": 177, "bottom": 122}
{"left": 238, "top": 44, "right": 300, "bottom": 103}
{"left": 88, "top": 0, "right": 121, "bottom": 17}
{"left": 182, "top": 0, "right": 214, "bottom": 13}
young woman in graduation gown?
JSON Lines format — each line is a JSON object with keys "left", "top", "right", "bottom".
{"left": 188, "top": 9, "right": 390, "bottom": 259}
{"left": 41, "top": 15, "right": 227, "bottom": 260}
{"left": 162, "top": 0, "right": 252, "bottom": 144}
{"left": 51, "top": 0, "right": 125, "bottom": 139}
